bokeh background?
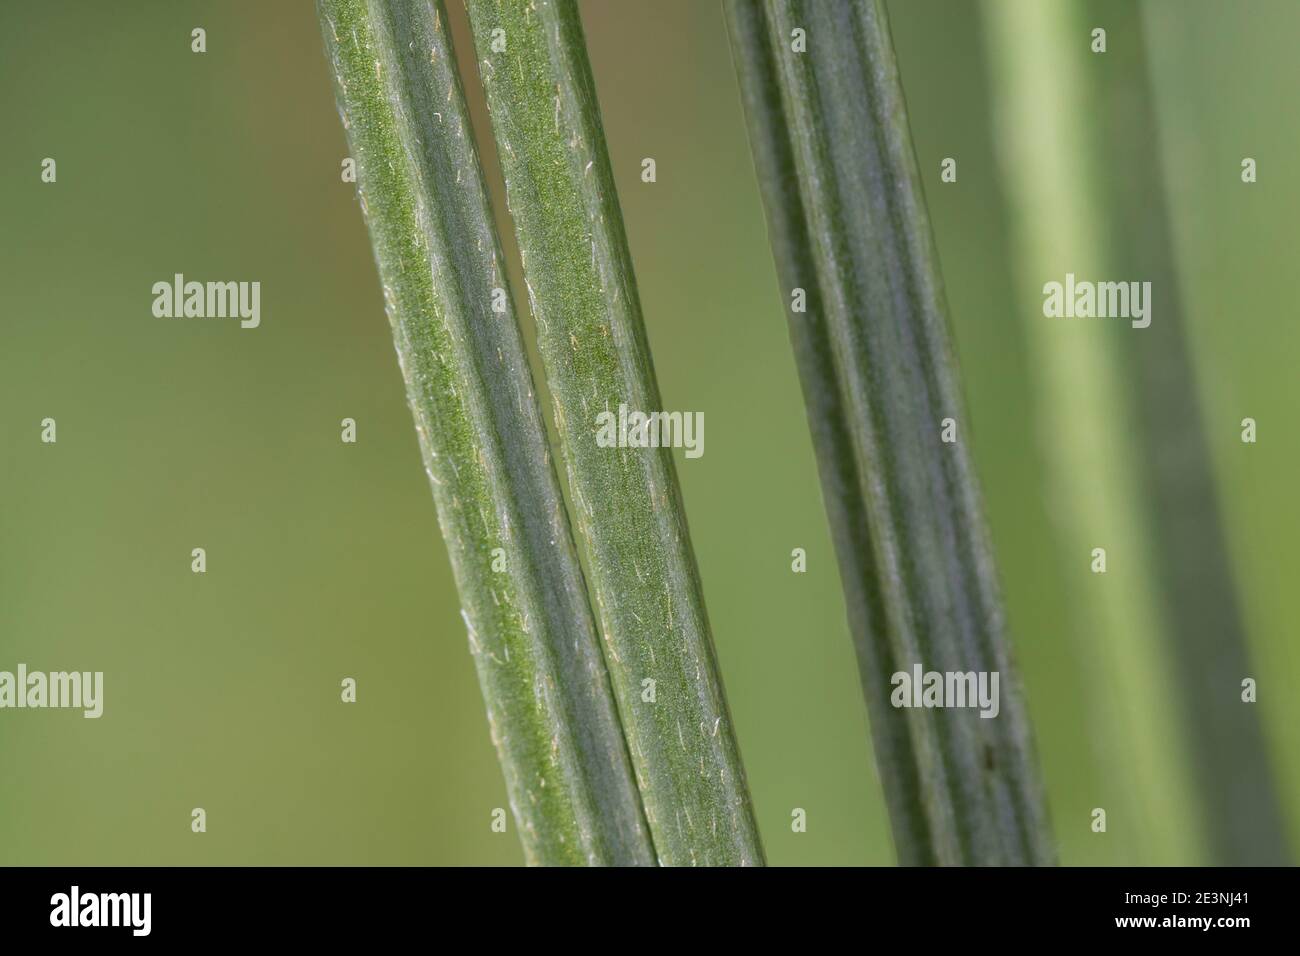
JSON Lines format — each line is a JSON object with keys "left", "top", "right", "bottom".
{"left": 1, "top": 0, "right": 1295, "bottom": 865}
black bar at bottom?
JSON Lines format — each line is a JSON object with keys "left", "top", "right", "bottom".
{"left": 0, "top": 865, "right": 1289, "bottom": 942}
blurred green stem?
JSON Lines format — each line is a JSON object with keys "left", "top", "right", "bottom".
{"left": 1086, "top": 0, "right": 1285, "bottom": 864}
{"left": 318, "top": 0, "right": 654, "bottom": 865}
{"left": 462, "top": 0, "right": 764, "bottom": 866}
{"left": 983, "top": 0, "right": 1212, "bottom": 863}
{"left": 727, "top": 0, "right": 1054, "bottom": 865}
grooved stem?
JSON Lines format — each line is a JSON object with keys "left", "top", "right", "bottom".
{"left": 464, "top": 0, "right": 764, "bottom": 866}
{"left": 318, "top": 0, "right": 654, "bottom": 866}
{"left": 727, "top": 0, "right": 1054, "bottom": 865}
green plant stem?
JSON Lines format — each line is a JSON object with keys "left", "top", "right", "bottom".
{"left": 983, "top": 0, "right": 1208, "bottom": 866}
{"left": 1103, "top": 0, "right": 1288, "bottom": 866}
{"left": 987, "top": 0, "right": 1287, "bottom": 865}
{"left": 726, "top": 0, "right": 1054, "bottom": 865}
{"left": 463, "top": 0, "right": 763, "bottom": 866}
{"left": 1110, "top": 5, "right": 1289, "bottom": 866}
{"left": 317, "top": 0, "right": 653, "bottom": 866}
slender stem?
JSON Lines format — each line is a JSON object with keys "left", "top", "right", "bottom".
{"left": 1112, "top": 5, "right": 1290, "bottom": 866}
{"left": 1105, "top": 0, "right": 1289, "bottom": 867}
{"left": 317, "top": 0, "right": 654, "bottom": 866}
{"left": 981, "top": 0, "right": 1203, "bottom": 864}
{"left": 463, "top": 0, "right": 764, "bottom": 866}
{"left": 987, "top": 0, "right": 1288, "bottom": 864}
{"left": 727, "top": 0, "right": 1054, "bottom": 865}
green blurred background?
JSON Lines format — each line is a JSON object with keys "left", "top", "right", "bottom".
{"left": 1, "top": 0, "right": 1295, "bottom": 865}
